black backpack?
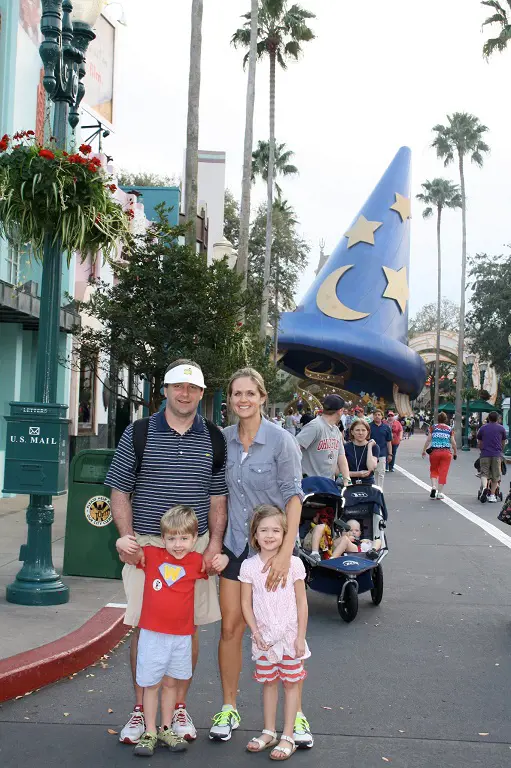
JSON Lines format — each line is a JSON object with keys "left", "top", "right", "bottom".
{"left": 132, "top": 416, "right": 226, "bottom": 476}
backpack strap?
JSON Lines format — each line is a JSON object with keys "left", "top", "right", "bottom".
{"left": 132, "top": 415, "right": 226, "bottom": 476}
{"left": 132, "top": 416, "right": 150, "bottom": 476}
{"left": 205, "top": 418, "right": 227, "bottom": 474}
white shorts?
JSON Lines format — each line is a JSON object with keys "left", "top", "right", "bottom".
{"left": 136, "top": 629, "right": 192, "bottom": 687}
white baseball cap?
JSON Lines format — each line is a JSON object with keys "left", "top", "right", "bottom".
{"left": 164, "top": 364, "right": 206, "bottom": 389}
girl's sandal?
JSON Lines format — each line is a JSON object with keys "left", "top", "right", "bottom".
{"left": 270, "top": 735, "right": 296, "bottom": 761}
{"left": 246, "top": 730, "right": 278, "bottom": 752}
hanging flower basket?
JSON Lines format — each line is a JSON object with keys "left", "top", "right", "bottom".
{"left": 0, "top": 131, "right": 132, "bottom": 262}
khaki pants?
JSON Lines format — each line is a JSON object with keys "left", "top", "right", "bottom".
{"left": 374, "top": 457, "right": 387, "bottom": 489}
{"left": 122, "top": 530, "right": 221, "bottom": 627}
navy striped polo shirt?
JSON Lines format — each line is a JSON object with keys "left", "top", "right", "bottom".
{"left": 105, "top": 411, "right": 227, "bottom": 536}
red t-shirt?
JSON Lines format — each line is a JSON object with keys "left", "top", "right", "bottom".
{"left": 390, "top": 420, "right": 403, "bottom": 446}
{"left": 138, "top": 547, "right": 207, "bottom": 635}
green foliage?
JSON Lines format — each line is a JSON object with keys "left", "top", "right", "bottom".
{"left": 416, "top": 178, "right": 462, "bottom": 218}
{"left": 73, "top": 205, "right": 269, "bottom": 413}
{"left": 467, "top": 250, "right": 511, "bottom": 373}
{"left": 482, "top": 0, "right": 511, "bottom": 57}
{"left": 409, "top": 298, "right": 460, "bottom": 337}
{"left": 117, "top": 169, "right": 180, "bottom": 188}
{"left": 432, "top": 113, "right": 490, "bottom": 167}
{"left": 252, "top": 140, "right": 298, "bottom": 197}
{"left": 232, "top": 1, "right": 316, "bottom": 69}
{"left": 0, "top": 133, "right": 130, "bottom": 262}
{"left": 500, "top": 371, "right": 511, "bottom": 395}
{"left": 224, "top": 189, "right": 240, "bottom": 251}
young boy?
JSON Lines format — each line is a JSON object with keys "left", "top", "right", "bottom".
{"left": 125, "top": 505, "right": 208, "bottom": 757}
{"left": 331, "top": 519, "right": 381, "bottom": 558}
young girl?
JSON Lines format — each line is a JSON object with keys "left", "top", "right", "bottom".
{"left": 240, "top": 505, "right": 310, "bottom": 761}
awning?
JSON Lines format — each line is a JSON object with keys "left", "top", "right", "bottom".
{"left": 0, "top": 279, "right": 80, "bottom": 333}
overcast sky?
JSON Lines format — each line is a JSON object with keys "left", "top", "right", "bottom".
{"left": 107, "top": 0, "right": 511, "bottom": 317}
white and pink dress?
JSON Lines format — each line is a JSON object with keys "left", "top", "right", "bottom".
{"left": 239, "top": 554, "right": 310, "bottom": 683}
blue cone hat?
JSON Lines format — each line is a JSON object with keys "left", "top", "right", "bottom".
{"left": 278, "top": 146, "right": 426, "bottom": 413}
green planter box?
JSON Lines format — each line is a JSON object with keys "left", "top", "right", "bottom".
{"left": 63, "top": 449, "right": 122, "bottom": 579}
{"left": 3, "top": 402, "right": 69, "bottom": 495}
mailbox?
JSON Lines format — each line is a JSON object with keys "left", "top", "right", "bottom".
{"left": 3, "top": 402, "right": 70, "bottom": 495}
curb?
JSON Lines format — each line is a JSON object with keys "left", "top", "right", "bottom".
{"left": 0, "top": 605, "right": 129, "bottom": 704}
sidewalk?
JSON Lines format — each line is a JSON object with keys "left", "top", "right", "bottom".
{"left": 0, "top": 492, "right": 128, "bottom": 701}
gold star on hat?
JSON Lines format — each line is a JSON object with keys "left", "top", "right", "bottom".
{"left": 344, "top": 215, "right": 383, "bottom": 249}
{"left": 390, "top": 193, "right": 411, "bottom": 223}
{"left": 382, "top": 265, "right": 409, "bottom": 313}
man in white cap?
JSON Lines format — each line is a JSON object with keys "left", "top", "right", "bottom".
{"left": 106, "top": 358, "right": 228, "bottom": 746}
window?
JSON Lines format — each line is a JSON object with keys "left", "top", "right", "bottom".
{"left": 6, "top": 245, "right": 21, "bottom": 285}
{"left": 78, "top": 358, "right": 96, "bottom": 431}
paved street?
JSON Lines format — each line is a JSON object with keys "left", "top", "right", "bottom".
{"left": 1, "top": 436, "right": 510, "bottom": 768}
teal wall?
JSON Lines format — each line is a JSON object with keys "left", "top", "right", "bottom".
{"left": 120, "top": 186, "right": 180, "bottom": 226}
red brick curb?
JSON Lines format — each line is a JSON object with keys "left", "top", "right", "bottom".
{"left": 0, "top": 606, "right": 129, "bottom": 703}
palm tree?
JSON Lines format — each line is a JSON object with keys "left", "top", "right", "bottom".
{"left": 184, "top": 0, "right": 203, "bottom": 249}
{"left": 233, "top": 0, "right": 258, "bottom": 292}
{"left": 432, "top": 113, "right": 490, "bottom": 445}
{"left": 482, "top": 0, "right": 511, "bottom": 57}
{"left": 416, "top": 179, "right": 462, "bottom": 421}
{"left": 232, "top": 0, "right": 315, "bottom": 340}
{"left": 251, "top": 140, "right": 298, "bottom": 197}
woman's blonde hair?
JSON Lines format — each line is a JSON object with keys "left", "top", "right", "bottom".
{"left": 160, "top": 505, "right": 198, "bottom": 537}
{"left": 227, "top": 367, "right": 267, "bottom": 406}
{"left": 349, "top": 419, "right": 371, "bottom": 440}
{"left": 249, "top": 504, "right": 287, "bottom": 552}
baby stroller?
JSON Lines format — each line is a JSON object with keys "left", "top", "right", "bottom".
{"left": 298, "top": 477, "right": 388, "bottom": 623}
{"left": 474, "top": 457, "right": 506, "bottom": 502}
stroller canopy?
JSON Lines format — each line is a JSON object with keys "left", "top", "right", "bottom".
{"left": 341, "top": 484, "right": 388, "bottom": 521}
{"left": 302, "top": 476, "right": 343, "bottom": 499}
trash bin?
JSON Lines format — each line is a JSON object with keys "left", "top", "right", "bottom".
{"left": 63, "top": 449, "right": 122, "bottom": 579}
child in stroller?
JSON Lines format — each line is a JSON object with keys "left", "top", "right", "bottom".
{"left": 330, "top": 519, "right": 382, "bottom": 559}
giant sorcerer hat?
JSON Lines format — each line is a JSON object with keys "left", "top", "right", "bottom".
{"left": 278, "top": 146, "right": 426, "bottom": 415}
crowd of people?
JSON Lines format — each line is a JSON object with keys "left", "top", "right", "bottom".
{"left": 105, "top": 362, "right": 507, "bottom": 758}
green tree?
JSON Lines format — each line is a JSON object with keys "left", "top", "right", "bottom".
{"left": 482, "top": 0, "right": 511, "bottom": 56}
{"left": 416, "top": 178, "right": 462, "bottom": 420}
{"left": 72, "top": 207, "right": 266, "bottom": 414}
{"left": 224, "top": 189, "right": 240, "bottom": 251}
{"left": 409, "top": 298, "right": 460, "bottom": 337}
{"left": 184, "top": 0, "right": 203, "bottom": 248}
{"left": 432, "top": 112, "right": 490, "bottom": 444}
{"left": 232, "top": 0, "right": 315, "bottom": 340}
{"left": 117, "top": 170, "right": 179, "bottom": 187}
{"left": 251, "top": 139, "right": 298, "bottom": 197}
{"left": 467, "top": 251, "right": 511, "bottom": 373}
{"left": 233, "top": 0, "right": 259, "bottom": 294}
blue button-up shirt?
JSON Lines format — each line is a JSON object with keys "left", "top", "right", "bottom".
{"left": 223, "top": 418, "right": 304, "bottom": 556}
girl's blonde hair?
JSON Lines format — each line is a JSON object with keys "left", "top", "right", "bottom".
{"left": 227, "top": 367, "right": 267, "bottom": 407}
{"left": 250, "top": 504, "right": 287, "bottom": 552}
{"left": 160, "top": 505, "right": 198, "bottom": 537}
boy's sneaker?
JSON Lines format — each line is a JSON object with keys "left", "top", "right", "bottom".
{"left": 171, "top": 706, "right": 197, "bottom": 740}
{"left": 430, "top": 489, "right": 437, "bottom": 499}
{"left": 293, "top": 713, "right": 314, "bottom": 748}
{"left": 133, "top": 731, "right": 157, "bottom": 757}
{"left": 119, "top": 707, "right": 145, "bottom": 744}
{"left": 488, "top": 494, "right": 498, "bottom": 502}
{"left": 209, "top": 707, "right": 241, "bottom": 741}
{"left": 157, "top": 726, "right": 188, "bottom": 752}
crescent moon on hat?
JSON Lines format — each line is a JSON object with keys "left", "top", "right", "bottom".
{"left": 316, "top": 265, "right": 370, "bottom": 321}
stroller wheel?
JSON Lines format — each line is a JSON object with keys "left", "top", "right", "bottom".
{"left": 371, "top": 565, "right": 384, "bottom": 606}
{"left": 337, "top": 581, "right": 358, "bottom": 623}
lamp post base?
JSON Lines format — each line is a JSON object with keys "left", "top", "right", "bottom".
{"left": 461, "top": 441, "right": 471, "bottom": 452}
{"left": 5, "top": 496, "right": 69, "bottom": 606}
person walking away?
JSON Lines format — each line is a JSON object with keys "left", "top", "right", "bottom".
{"left": 421, "top": 412, "right": 457, "bottom": 499}
{"left": 386, "top": 412, "right": 403, "bottom": 472}
{"left": 209, "top": 368, "right": 313, "bottom": 748}
{"left": 296, "top": 394, "right": 350, "bottom": 482}
{"left": 217, "top": 505, "right": 310, "bottom": 759}
{"left": 105, "top": 359, "right": 227, "bottom": 745}
{"left": 477, "top": 411, "right": 507, "bottom": 502}
{"left": 284, "top": 408, "right": 296, "bottom": 435}
{"left": 370, "top": 409, "right": 392, "bottom": 489}
{"left": 123, "top": 507, "right": 209, "bottom": 757}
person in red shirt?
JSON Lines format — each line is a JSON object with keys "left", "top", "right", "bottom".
{"left": 386, "top": 412, "right": 403, "bottom": 472}
{"left": 120, "top": 505, "right": 222, "bottom": 757}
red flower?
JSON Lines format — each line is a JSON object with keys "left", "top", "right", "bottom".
{"left": 26, "top": 130, "right": 35, "bottom": 136}
{"left": 79, "top": 143, "right": 92, "bottom": 155}
{"left": 126, "top": 209, "right": 135, "bottom": 220}
{"left": 0, "top": 140, "right": 8, "bottom": 152}
{"left": 62, "top": 151, "right": 69, "bottom": 156}
{"left": 1, "top": 134, "right": 9, "bottom": 143}
{"left": 13, "top": 144, "right": 22, "bottom": 150}
{"left": 68, "top": 153, "right": 86, "bottom": 164}
{"left": 87, "top": 161, "right": 98, "bottom": 172}
{"left": 89, "top": 156, "right": 101, "bottom": 167}
{"left": 108, "top": 184, "right": 117, "bottom": 193}
{"left": 38, "top": 148, "right": 55, "bottom": 160}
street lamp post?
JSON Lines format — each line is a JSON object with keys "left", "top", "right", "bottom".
{"left": 5, "top": 0, "right": 102, "bottom": 606}
{"left": 461, "top": 353, "right": 476, "bottom": 452}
